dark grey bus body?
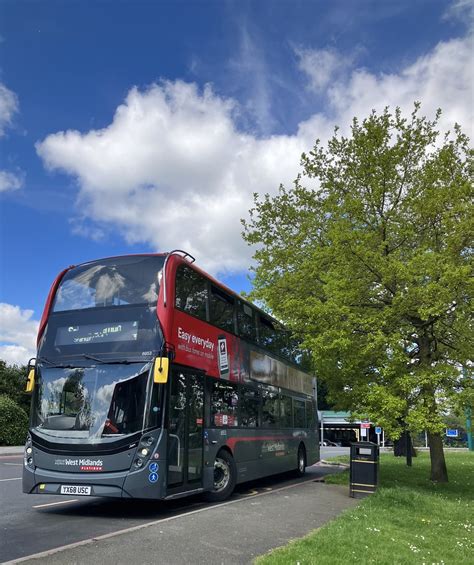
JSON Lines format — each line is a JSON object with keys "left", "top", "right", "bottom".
{"left": 23, "top": 418, "right": 318, "bottom": 500}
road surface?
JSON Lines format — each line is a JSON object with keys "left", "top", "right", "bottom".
{"left": 0, "top": 452, "right": 352, "bottom": 563}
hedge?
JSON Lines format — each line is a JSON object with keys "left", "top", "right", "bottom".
{"left": 0, "top": 395, "right": 29, "bottom": 446}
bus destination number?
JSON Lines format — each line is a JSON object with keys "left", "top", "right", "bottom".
{"left": 60, "top": 485, "right": 91, "bottom": 496}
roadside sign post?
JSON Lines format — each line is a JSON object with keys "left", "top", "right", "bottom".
{"left": 320, "top": 412, "right": 324, "bottom": 447}
{"left": 360, "top": 422, "right": 370, "bottom": 440}
{"left": 375, "top": 426, "right": 382, "bottom": 446}
{"left": 466, "top": 406, "right": 473, "bottom": 451}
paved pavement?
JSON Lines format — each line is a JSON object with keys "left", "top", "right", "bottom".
{"left": 0, "top": 453, "right": 355, "bottom": 565}
{"left": 0, "top": 446, "right": 23, "bottom": 456}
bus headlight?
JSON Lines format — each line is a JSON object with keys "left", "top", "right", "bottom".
{"left": 133, "top": 458, "right": 144, "bottom": 469}
{"left": 24, "top": 434, "right": 34, "bottom": 468}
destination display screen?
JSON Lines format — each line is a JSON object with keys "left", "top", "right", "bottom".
{"left": 55, "top": 321, "right": 139, "bottom": 346}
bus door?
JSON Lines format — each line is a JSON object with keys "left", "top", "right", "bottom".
{"left": 167, "top": 368, "right": 204, "bottom": 492}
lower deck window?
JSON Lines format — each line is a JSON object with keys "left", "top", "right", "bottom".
{"left": 211, "top": 381, "right": 239, "bottom": 427}
{"left": 239, "top": 388, "right": 259, "bottom": 427}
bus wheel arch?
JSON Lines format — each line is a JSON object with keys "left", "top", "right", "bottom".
{"left": 296, "top": 442, "right": 307, "bottom": 477}
{"left": 205, "top": 448, "right": 237, "bottom": 502}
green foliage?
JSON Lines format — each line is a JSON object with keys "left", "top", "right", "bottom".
{"left": 0, "top": 394, "right": 29, "bottom": 446}
{"left": 243, "top": 105, "right": 473, "bottom": 479}
{"left": 0, "top": 359, "right": 30, "bottom": 414}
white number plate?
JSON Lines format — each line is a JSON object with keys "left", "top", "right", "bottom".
{"left": 60, "top": 485, "right": 91, "bottom": 496}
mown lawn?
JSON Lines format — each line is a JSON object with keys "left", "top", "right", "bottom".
{"left": 256, "top": 451, "right": 473, "bottom": 564}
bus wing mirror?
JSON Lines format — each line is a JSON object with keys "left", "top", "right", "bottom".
{"left": 153, "top": 357, "right": 169, "bottom": 384}
{"left": 26, "top": 360, "right": 36, "bottom": 393}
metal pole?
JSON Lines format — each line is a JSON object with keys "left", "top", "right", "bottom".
{"left": 463, "top": 366, "right": 473, "bottom": 452}
{"left": 466, "top": 406, "right": 473, "bottom": 452}
{"left": 382, "top": 429, "right": 385, "bottom": 448}
{"left": 320, "top": 412, "right": 324, "bottom": 447}
{"left": 425, "top": 430, "right": 428, "bottom": 448}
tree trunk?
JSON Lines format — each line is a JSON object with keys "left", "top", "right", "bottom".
{"left": 394, "top": 431, "right": 416, "bottom": 459}
{"left": 406, "top": 431, "right": 412, "bottom": 467}
{"left": 428, "top": 432, "right": 448, "bottom": 482}
{"left": 418, "top": 333, "right": 448, "bottom": 483}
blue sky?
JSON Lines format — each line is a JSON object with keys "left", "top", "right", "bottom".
{"left": 0, "top": 0, "right": 472, "bottom": 364}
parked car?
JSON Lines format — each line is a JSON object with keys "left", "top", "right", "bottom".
{"left": 322, "top": 440, "right": 341, "bottom": 447}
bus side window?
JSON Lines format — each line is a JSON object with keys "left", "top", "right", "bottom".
{"left": 239, "top": 387, "right": 259, "bottom": 427}
{"left": 262, "top": 386, "right": 279, "bottom": 428}
{"left": 258, "top": 315, "right": 277, "bottom": 352}
{"left": 306, "top": 400, "right": 315, "bottom": 428}
{"left": 237, "top": 302, "right": 257, "bottom": 342}
{"left": 280, "top": 393, "right": 293, "bottom": 427}
{"left": 209, "top": 285, "right": 235, "bottom": 333}
{"left": 293, "top": 398, "right": 306, "bottom": 428}
{"left": 175, "top": 265, "right": 208, "bottom": 321}
{"left": 211, "top": 381, "right": 239, "bottom": 427}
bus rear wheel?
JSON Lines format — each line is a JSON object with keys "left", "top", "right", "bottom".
{"left": 205, "top": 450, "right": 236, "bottom": 502}
{"left": 295, "top": 444, "right": 306, "bottom": 477}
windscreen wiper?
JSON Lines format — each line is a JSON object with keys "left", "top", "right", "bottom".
{"left": 37, "top": 357, "right": 76, "bottom": 369}
{"left": 81, "top": 354, "right": 132, "bottom": 365}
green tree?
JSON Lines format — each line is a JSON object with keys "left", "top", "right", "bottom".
{"left": 243, "top": 105, "right": 473, "bottom": 482}
{"left": 0, "top": 360, "right": 30, "bottom": 414}
{"left": 0, "top": 395, "right": 29, "bottom": 446}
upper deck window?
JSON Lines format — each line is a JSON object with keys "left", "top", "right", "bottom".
{"left": 258, "top": 315, "right": 279, "bottom": 350}
{"left": 53, "top": 256, "right": 165, "bottom": 312}
{"left": 175, "top": 265, "right": 208, "bottom": 320}
{"left": 237, "top": 301, "right": 257, "bottom": 342}
{"left": 210, "top": 285, "right": 235, "bottom": 333}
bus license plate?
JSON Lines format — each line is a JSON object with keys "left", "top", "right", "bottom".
{"left": 60, "top": 485, "right": 91, "bottom": 496}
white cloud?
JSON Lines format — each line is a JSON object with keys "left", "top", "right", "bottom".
{"left": 229, "top": 27, "right": 276, "bottom": 134}
{"left": 443, "top": 0, "right": 474, "bottom": 24}
{"left": 37, "top": 81, "right": 309, "bottom": 273}
{"left": 296, "top": 47, "right": 353, "bottom": 92}
{"left": 0, "top": 170, "right": 24, "bottom": 192}
{"left": 327, "top": 36, "right": 474, "bottom": 140}
{"left": 0, "top": 303, "right": 39, "bottom": 366}
{"left": 36, "top": 32, "right": 473, "bottom": 275}
{"left": 0, "top": 83, "right": 18, "bottom": 136}
{"left": 0, "top": 83, "right": 23, "bottom": 193}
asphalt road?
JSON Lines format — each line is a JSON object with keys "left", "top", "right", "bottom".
{"left": 321, "top": 446, "right": 350, "bottom": 459}
{"left": 0, "top": 452, "right": 351, "bottom": 564}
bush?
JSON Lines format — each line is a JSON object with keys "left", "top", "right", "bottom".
{"left": 0, "top": 360, "right": 30, "bottom": 413}
{"left": 0, "top": 395, "right": 29, "bottom": 446}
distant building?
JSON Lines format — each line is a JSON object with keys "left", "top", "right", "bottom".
{"left": 318, "top": 411, "right": 382, "bottom": 445}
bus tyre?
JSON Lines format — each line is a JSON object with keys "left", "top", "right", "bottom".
{"left": 205, "top": 450, "right": 237, "bottom": 502}
{"left": 296, "top": 444, "right": 306, "bottom": 477}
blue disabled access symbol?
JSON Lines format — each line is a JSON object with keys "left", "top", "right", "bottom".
{"left": 149, "top": 472, "right": 159, "bottom": 483}
{"left": 149, "top": 462, "right": 159, "bottom": 473}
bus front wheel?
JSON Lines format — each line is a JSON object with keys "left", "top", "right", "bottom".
{"left": 205, "top": 450, "right": 237, "bottom": 502}
{"left": 296, "top": 444, "right": 306, "bottom": 477}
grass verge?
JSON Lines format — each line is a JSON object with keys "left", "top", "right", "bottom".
{"left": 256, "top": 451, "right": 473, "bottom": 564}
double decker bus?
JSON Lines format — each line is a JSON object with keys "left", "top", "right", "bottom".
{"left": 23, "top": 251, "right": 319, "bottom": 502}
